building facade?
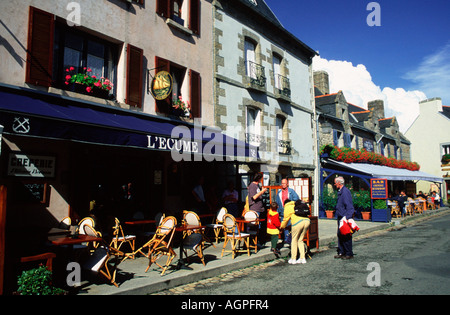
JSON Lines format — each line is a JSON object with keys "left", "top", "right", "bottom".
{"left": 212, "top": 0, "right": 317, "bottom": 203}
{"left": 404, "top": 97, "right": 450, "bottom": 201}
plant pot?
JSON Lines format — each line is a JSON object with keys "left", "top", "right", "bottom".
{"left": 325, "top": 210, "right": 335, "bottom": 219}
{"left": 361, "top": 211, "right": 371, "bottom": 220}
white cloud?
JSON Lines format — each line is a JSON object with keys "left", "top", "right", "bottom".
{"left": 312, "top": 56, "right": 427, "bottom": 133}
{"left": 403, "top": 42, "right": 450, "bottom": 106}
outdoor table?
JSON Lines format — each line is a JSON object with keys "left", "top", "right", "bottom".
{"left": 175, "top": 224, "right": 205, "bottom": 269}
{"left": 124, "top": 219, "right": 156, "bottom": 225}
{"left": 235, "top": 217, "right": 265, "bottom": 232}
{"left": 49, "top": 234, "right": 102, "bottom": 247}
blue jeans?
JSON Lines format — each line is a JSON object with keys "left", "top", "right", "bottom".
{"left": 337, "top": 216, "right": 353, "bottom": 256}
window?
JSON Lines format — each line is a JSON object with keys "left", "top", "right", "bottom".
{"left": 276, "top": 116, "right": 290, "bottom": 154}
{"left": 53, "top": 24, "right": 118, "bottom": 96}
{"left": 273, "top": 55, "right": 281, "bottom": 89}
{"left": 156, "top": 0, "right": 200, "bottom": 35}
{"left": 26, "top": 7, "right": 144, "bottom": 106}
{"left": 154, "top": 56, "right": 201, "bottom": 118}
{"left": 246, "top": 107, "right": 261, "bottom": 147}
{"left": 245, "top": 39, "right": 256, "bottom": 79}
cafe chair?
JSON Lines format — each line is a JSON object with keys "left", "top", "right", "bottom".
{"left": 59, "top": 216, "right": 71, "bottom": 229}
{"left": 390, "top": 200, "right": 401, "bottom": 218}
{"left": 83, "top": 224, "right": 103, "bottom": 252}
{"left": 426, "top": 197, "right": 436, "bottom": 210}
{"left": 205, "top": 207, "right": 227, "bottom": 244}
{"left": 183, "top": 211, "right": 203, "bottom": 237}
{"left": 83, "top": 245, "right": 118, "bottom": 288}
{"left": 82, "top": 225, "right": 119, "bottom": 287}
{"left": 78, "top": 217, "right": 95, "bottom": 235}
{"left": 145, "top": 216, "right": 177, "bottom": 275}
{"left": 182, "top": 233, "right": 206, "bottom": 266}
{"left": 415, "top": 199, "right": 423, "bottom": 214}
{"left": 244, "top": 210, "right": 259, "bottom": 253}
{"left": 221, "top": 214, "right": 250, "bottom": 259}
{"left": 184, "top": 210, "right": 216, "bottom": 248}
{"left": 110, "top": 218, "right": 136, "bottom": 259}
{"left": 406, "top": 198, "right": 415, "bottom": 216}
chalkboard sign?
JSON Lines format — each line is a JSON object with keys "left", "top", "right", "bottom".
{"left": 12, "top": 182, "right": 48, "bottom": 204}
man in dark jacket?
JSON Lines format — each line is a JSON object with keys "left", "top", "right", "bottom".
{"left": 334, "top": 176, "right": 355, "bottom": 259}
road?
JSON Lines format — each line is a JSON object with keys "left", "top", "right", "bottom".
{"left": 165, "top": 212, "right": 450, "bottom": 295}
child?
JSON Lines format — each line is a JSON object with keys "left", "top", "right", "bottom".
{"left": 267, "top": 202, "right": 281, "bottom": 256}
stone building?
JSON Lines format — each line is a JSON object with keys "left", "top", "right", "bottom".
{"left": 212, "top": 0, "right": 317, "bottom": 202}
{"left": 314, "top": 71, "right": 411, "bottom": 162}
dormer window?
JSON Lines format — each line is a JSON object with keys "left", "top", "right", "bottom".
{"left": 247, "top": 0, "right": 258, "bottom": 5}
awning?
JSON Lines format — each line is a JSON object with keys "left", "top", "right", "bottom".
{"left": 323, "top": 159, "right": 443, "bottom": 183}
{"left": 0, "top": 88, "right": 258, "bottom": 160}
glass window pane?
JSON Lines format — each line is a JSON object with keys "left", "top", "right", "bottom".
{"left": 87, "top": 54, "right": 104, "bottom": 79}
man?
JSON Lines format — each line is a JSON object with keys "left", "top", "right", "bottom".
{"left": 334, "top": 176, "right": 355, "bottom": 259}
{"left": 275, "top": 178, "right": 299, "bottom": 242}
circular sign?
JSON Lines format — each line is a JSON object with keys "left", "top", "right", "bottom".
{"left": 150, "top": 71, "right": 173, "bottom": 100}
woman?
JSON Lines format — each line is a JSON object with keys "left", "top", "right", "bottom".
{"left": 280, "top": 199, "right": 310, "bottom": 264}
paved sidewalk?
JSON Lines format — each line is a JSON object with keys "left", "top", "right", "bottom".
{"left": 77, "top": 207, "right": 449, "bottom": 295}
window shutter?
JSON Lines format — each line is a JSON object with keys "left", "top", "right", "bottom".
{"left": 26, "top": 7, "right": 54, "bottom": 87}
{"left": 126, "top": 44, "right": 143, "bottom": 108}
{"left": 189, "top": 69, "right": 201, "bottom": 118}
{"left": 156, "top": 0, "right": 170, "bottom": 17}
{"left": 189, "top": 0, "right": 200, "bottom": 35}
{"left": 154, "top": 56, "right": 171, "bottom": 113}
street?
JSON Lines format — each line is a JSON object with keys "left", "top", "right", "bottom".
{"left": 161, "top": 212, "right": 450, "bottom": 295}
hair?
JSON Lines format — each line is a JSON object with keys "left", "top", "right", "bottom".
{"left": 283, "top": 199, "right": 291, "bottom": 206}
{"left": 270, "top": 202, "right": 278, "bottom": 209}
{"left": 253, "top": 173, "right": 263, "bottom": 182}
{"left": 335, "top": 176, "right": 345, "bottom": 185}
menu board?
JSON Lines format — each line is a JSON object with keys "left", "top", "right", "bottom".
{"left": 288, "top": 177, "right": 311, "bottom": 203}
{"left": 370, "top": 178, "right": 388, "bottom": 199}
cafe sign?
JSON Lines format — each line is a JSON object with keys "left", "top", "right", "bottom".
{"left": 150, "top": 71, "right": 173, "bottom": 100}
{"left": 7, "top": 153, "right": 56, "bottom": 178}
{"left": 370, "top": 178, "right": 388, "bottom": 199}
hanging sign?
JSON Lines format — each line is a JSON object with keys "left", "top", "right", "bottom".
{"left": 150, "top": 70, "right": 173, "bottom": 100}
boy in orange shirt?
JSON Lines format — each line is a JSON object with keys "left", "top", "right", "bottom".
{"left": 267, "top": 202, "right": 281, "bottom": 256}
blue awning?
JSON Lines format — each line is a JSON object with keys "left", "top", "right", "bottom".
{"left": 0, "top": 89, "right": 258, "bottom": 160}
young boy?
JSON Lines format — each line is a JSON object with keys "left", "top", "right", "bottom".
{"left": 267, "top": 202, "right": 281, "bottom": 256}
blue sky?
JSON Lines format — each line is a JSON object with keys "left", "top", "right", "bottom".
{"left": 264, "top": 0, "right": 450, "bottom": 131}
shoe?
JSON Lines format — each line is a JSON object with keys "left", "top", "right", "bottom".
{"left": 342, "top": 255, "right": 354, "bottom": 260}
{"left": 288, "top": 258, "right": 298, "bottom": 264}
{"left": 334, "top": 254, "right": 344, "bottom": 259}
{"left": 296, "top": 258, "right": 306, "bottom": 264}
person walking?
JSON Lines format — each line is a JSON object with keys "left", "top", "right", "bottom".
{"left": 280, "top": 199, "right": 311, "bottom": 264}
{"left": 334, "top": 176, "right": 355, "bottom": 259}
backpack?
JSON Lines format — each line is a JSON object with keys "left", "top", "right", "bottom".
{"left": 294, "top": 202, "right": 310, "bottom": 217}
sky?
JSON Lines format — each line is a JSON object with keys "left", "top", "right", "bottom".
{"left": 263, "top": 0, "right": 450, "bottom": 132}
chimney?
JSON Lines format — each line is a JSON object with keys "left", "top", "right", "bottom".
{"left": 419, "top": 97, "right": 443, "bottom": 114}
{"left": 368, "top": 100, "right": 385, "bottom": 119}
{"left": 313, "top": 71, "right": 329, "bottom": 95}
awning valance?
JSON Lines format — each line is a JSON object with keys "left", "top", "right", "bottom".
{"left": 0, "top": 89, "right": 258, "bottom": 160}
{"left": 323, "top": 159, "right": 443, "bottom": 183}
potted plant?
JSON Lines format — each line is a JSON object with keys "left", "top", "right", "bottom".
{"left": 442, "top": 154, "right": 450, "bottom": 164}
{"left": 171, "top": 95, "right": 191, "bottom": 117}
{"left": 64, "top": 66, "right": 113, "bottom": 99}
{"left": 352, "top": 190, "right": 371, "bottom": 220}
{"left": 16, "top": 265, "right": 66, "bottom": 295}
{"left": 322, "top": 187, "right": 337, "bottom": 218}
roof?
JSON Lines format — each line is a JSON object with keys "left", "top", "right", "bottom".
{"left": 233, "top": 0, "right": 317, "bottom": 58}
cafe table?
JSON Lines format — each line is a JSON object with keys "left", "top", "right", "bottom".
{"left": 49, "top": 234, "right": 102, "bottom": 247}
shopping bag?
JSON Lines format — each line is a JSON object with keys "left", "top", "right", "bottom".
{"left": 339, "top": 217, "right": 359, "bottom": 235}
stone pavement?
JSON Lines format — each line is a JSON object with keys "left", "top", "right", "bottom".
{"left": 76, "top": 207, "right": 449, "bottom": 295}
